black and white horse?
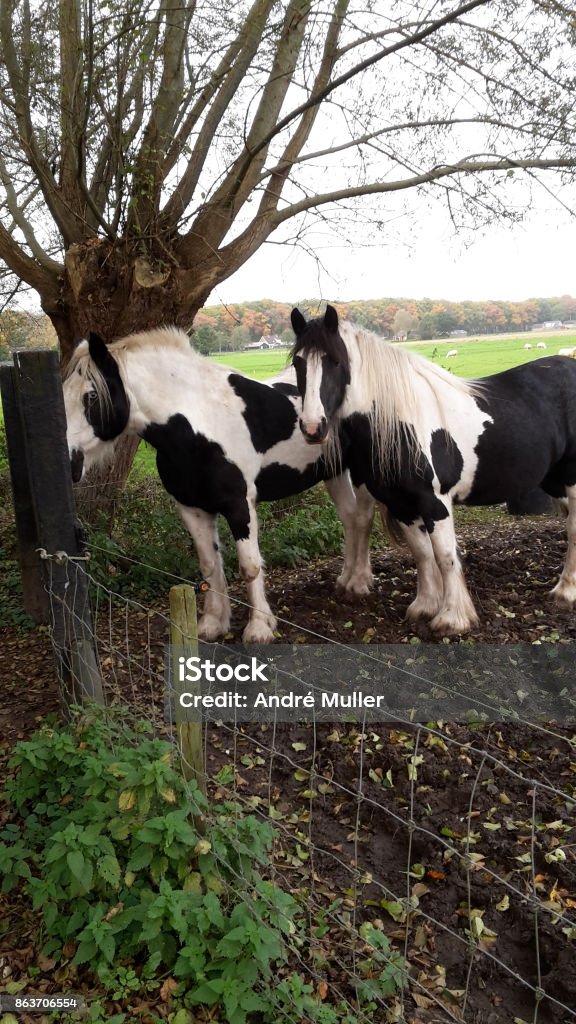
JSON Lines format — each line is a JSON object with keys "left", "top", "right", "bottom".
{"left": 63, "top": 327, "right": 376, "bottom": 642}
{"left": 291, "top": 305, "right": 576, "bottom": 636}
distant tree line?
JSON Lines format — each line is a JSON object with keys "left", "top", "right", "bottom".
{"left": 2, "top": 296, "right": 573, "bottom": 361}
{"left": 192, "top": 295, "right": 576, "bottom": 352}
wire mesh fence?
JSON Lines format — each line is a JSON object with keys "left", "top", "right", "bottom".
{"left": 35, "top": 547, "right": 576, "bottom": 1024}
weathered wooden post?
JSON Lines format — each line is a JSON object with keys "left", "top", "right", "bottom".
{"left": 3, "top": 349, "right": 103, "bottom": 710}
{"left": 0, "top": 363, "right": 49, "bottom": 623}
{"left": 170, "top": 584, "right": 206, "bottom": 793}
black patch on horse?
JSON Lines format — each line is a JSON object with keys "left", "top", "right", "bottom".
{"left": 86, "top": 333, "right": 129, "bottom": 441}
{"left": 342, "top": 413, "right": 449, "bottom": 533}
{"left": 430, "top": 429, "right": 464, "bottom": 495}
{"left": 466, "top": 357, "right": 576, "bottom": 504}
{"left": 142, "top": 414, "right": 250, "bottom": 541}
{"left": 271, "top": 381, "right": 300, "bottom": 397}
{"left": 228, "top": 374, "right": 298, "bottom": 453}
{"left": 255, "top": 461, "right": 328, "bottom": 503}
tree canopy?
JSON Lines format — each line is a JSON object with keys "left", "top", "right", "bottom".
{"left": 0, "top": 0, "right": 575, "bottom": 356}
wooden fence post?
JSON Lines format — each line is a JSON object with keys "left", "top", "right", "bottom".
{"left": 0, "top": 363, "right": 49, "bottom": 623}
{"left": 170, "top": 584, "right": 206, "bottom": 793}
{"left": 8, "top": 350, "right": 103, "bottom": 710}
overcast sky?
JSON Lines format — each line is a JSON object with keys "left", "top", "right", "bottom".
{"left": 208, "top": 200, "right": 575, "bottom": 308}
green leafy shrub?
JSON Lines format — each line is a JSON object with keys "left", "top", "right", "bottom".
{"left": 0, "top": 710, "right": 404, "bottom": 1023}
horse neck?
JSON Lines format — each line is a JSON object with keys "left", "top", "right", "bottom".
{"left": 119, "top": 344, "right": 209, "bottom": 429}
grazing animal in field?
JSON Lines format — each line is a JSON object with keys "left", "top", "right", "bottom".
{"left": 291, "top": 305, "right": 576, "bottom": 636}
{"left": 536, "top": 342, "right": 547, "bottom": 350}
{"left": 446, "top": 349, "right": 458, "bottom": 358}
{"left": 559, "top": 347, "right": 576, "bottom": 358}
{"left": 63, "top": 328, "right": 377, "bottom": 643}
{"left": 524, "top": 343, "right": 532, "bottom": 350}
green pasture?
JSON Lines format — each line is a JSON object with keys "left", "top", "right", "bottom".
{"left": 210, "top": 332, "right": 576, "bottom": 384}
{"left": 406, "top": 333, "right": 576, "bottom": 379}
{"left": 210, "top": 348, "right": 290, "bottom": 379}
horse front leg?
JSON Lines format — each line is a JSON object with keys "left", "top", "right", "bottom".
{"left": 228, "top": 497, "right": 277, "bottom": 644}
{"left": 397, "top": 519, "right": 444, "bottom": 623}
{"left": 551, "top": 484, "right": 576, "bottom": 607}
{"left": 426, "top": 506, "right": 479, "bottom": 636}
{"left": 324, "top": 476, "right": 374, "bottom": 595}
{"left": 176, "top": 505, "right": 231, "bottom": 641}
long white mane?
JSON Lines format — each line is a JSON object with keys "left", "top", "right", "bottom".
{"left": 339, "top": 321, "right": 483, "bottom": 470}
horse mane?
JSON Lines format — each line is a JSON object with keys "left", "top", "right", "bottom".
{"left": 340, "top": 321, "right": 483, "bottom": 471}
{"left": 64, "top": 326, "right": 194, "bottom": 410}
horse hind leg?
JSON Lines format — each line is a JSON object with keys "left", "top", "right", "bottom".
{"left": 551, "top": 484, "right": 576, "bottom": 607}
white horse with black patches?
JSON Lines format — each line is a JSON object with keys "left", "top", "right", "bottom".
{"left": 291, "top": 305, "right": 576, "bottom": 636}
{"left": 63, "top": 328, "right": 376, "bottom": 643}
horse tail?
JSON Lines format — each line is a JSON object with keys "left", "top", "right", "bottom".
{"left": 379, "top": 505, "right": 406, "bottom": 548}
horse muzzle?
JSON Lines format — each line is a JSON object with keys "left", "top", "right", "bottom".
{"left": 299, "top": 417, "right": 329, "bottom": 444}
{"left": 70, "top": 448, "right": 85, "bottom": 483}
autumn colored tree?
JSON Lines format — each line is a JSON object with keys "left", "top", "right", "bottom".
{"left": 0, "top": 0, "right": 575, "bottom": 360}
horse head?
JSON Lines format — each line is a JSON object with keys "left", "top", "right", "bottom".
{"left": 290, "top": 304, "right": 350, "bottom": 444}
{"left": 63, "top": 332, "right": 130, "bottom": 482}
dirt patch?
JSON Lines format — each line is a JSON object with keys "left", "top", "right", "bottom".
{"left": 255, "top": 516, "right": 576, "bottom": 646}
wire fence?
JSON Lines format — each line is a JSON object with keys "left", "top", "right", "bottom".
{"left": 37, "top": 546, "right": 576, "bottom": 1024}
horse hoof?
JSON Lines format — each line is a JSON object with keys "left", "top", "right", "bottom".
{"left": 340, "top": 581, "right": 373, "bottom": 599}
{"left": 551, "top": 583, "right": 576, "bottom": 608}
{"left": 429, "top": 610, "right": 478, "bottom": 636}
{"left": 198, "top": 616, "right": 228, "bottom": 642}
{"left": 242, "top": 619, "right": 277, "bottom": 644}
{"left": 406, "top": 600, "right": 438, "bottom": 623}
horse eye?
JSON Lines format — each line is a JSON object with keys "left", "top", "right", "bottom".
{"left": 86, "top": 389, "right": 98, "bottom": 403}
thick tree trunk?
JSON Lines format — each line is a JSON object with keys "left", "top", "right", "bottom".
{"left": 46, "top": 239, "right": 211, "bottom": 360}
{"left": 44, "top": 239, "right": 213, "bottom": 527}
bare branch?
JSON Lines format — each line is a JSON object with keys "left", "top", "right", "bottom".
{"left": 272, "top": 157, "right": 576, "bottom": 224}
{"left": 161, "top": 0, "right": 278, "bottom": 228}
{"left": 0, "top": 0, "right": 82, "bottom": 243}
{"left": 127, "top": 0, "right": 195, "bottom": 234}
{"left": 0, "top": 153, "right": 63, "bottom": 272}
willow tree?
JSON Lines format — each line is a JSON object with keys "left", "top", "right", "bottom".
{"left": 0, "top": 0, "right": 574, "bottom": 358}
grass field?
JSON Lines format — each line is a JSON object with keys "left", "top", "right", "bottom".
{"left": 210, "top": 330, "right": 576, "bottom": 382}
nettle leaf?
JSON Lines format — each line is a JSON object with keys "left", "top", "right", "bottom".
{"left": 127, "top": 845, "right": 154, "bottom": 871}
{"left": 66, "top": 850, "right": 86, "bottom": 883}
{"left": 98, "top": 854, "right": 121, "bottom": 889}
{"left": 73, "top": 937, "right": 97, "bottom": 965}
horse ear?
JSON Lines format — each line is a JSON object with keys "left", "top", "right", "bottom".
{"left": 324, "top": 305, "right": 339, "bottom": 332}
{"left": 88, "top": 332, "right": 119, "bottom": 377}
{"left": 291, "top": 308, "right": 307, "bottom": 336}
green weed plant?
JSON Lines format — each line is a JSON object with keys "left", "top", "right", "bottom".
{"left": 0, "top": 710, "right": 404, "bottom": 1023}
